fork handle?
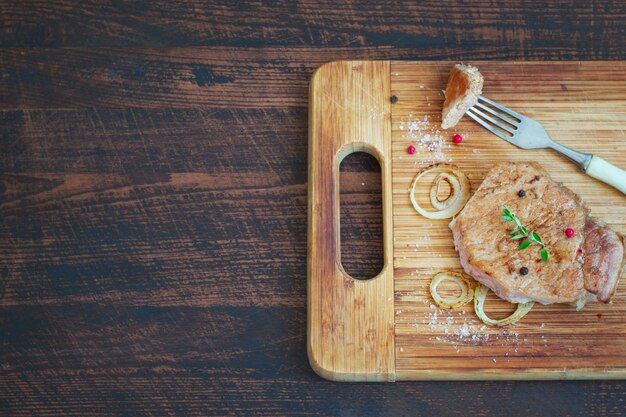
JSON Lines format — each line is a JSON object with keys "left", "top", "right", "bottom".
{"left": 585, "top": 156, "right": 626, "bottom": 195}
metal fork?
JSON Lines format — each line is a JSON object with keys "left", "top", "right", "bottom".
{"left": 467, "top": 96, "right": 626, "bottom": 195}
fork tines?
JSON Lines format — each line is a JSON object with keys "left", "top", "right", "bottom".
{"left": 466, "top": 96, "right": 523, "bottom": 140}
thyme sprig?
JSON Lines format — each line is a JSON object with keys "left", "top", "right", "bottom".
{"left": 503, "top": 206, "right": 549, "bottom": 262}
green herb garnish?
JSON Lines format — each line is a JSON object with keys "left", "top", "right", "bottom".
{"left": 503, "top": 206, "right": 549, "bottom": 262}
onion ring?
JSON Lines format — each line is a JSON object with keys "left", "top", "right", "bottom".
{"left": 473, "top": 284, "right": 534, "bottom": 326}
{"left": 430, "top": 271, "right": 474, "bottom": 309}
{"left": 429, "top": 172, "right": 460, "bottom": 210}
{"left": 410, "top": 164, "right": 470, "bottom": 219}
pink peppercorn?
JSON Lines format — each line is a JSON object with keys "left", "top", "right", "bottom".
{"left": 407, "top": 145, "right": 416, "bottom": 154}
{"left": 566, "top": 228, "right": 575, "bottom": 238}
{"left": 453, "top": 134, "right": 463, "bottom": 144}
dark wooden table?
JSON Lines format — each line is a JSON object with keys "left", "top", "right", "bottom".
{"left": 1, "top": 1, "right": 625, "bottom": 415}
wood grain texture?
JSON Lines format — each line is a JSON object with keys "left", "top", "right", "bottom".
{"left": 2, "top": 0, "right": 626, "bottom": 414}
{"left": 2, "top": 0, "right": 625, "bottom": 54}
{"left": 310, "top": 61, "right": 626, "bottom": 380}
{"left": 308, "top": 61, "right": 394, "bottom": 381}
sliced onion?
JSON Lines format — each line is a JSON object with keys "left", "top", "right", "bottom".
{"left": 430, "top": 271, "right": 474, "bottom": 309}
{"left": 410, "top": 164, "right": 470, "bottom": 219}
{"left": 429, "top": 172, "right": 460, "bottom": 210}
{"left": 473, "top": 284, "right": 534, "bottom": 327}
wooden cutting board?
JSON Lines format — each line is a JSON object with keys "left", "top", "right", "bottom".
{"left": 308, "top": 61, "right": 626, "bottom": 381}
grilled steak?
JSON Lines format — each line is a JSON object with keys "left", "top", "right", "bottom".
{"left": 449, "top": 162, "right": 625, "bottom": 307}
{"left": 441, "top": 64, "right": 483, "bottom": 130}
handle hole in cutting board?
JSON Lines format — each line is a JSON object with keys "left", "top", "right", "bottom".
{"left": 339, "top": 151, "right": 384, "bottom": 281}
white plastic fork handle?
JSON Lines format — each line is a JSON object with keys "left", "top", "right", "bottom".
{"left": 585, "top": 155, "right": 626, "bottom": 195}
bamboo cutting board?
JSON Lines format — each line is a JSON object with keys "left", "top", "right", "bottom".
{"left": 308, "top": 61, "right": 626, "bottom": 381}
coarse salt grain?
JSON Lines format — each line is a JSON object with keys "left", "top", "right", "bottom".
{"left": 422, "top": 302, "right": 529, "bottom": 355}
{"left": 458, "top": 323, "right": 470, "bottom": 337}
{"left": 398, "top": 114, "right": 449, "bottom": 164}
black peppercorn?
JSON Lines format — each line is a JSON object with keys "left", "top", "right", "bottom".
{"left": 390, "top": 95, "right": 398, "bottom": 104}
{"left": 520, "top": 267, "right": 529, "bottom": 275}
{"left": 518, "top": 189, "right": 526, "bottom": 197}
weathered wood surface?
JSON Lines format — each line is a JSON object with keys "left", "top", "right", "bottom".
{"left": 1, "top": 0, "right": 626, "bottom": 415}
